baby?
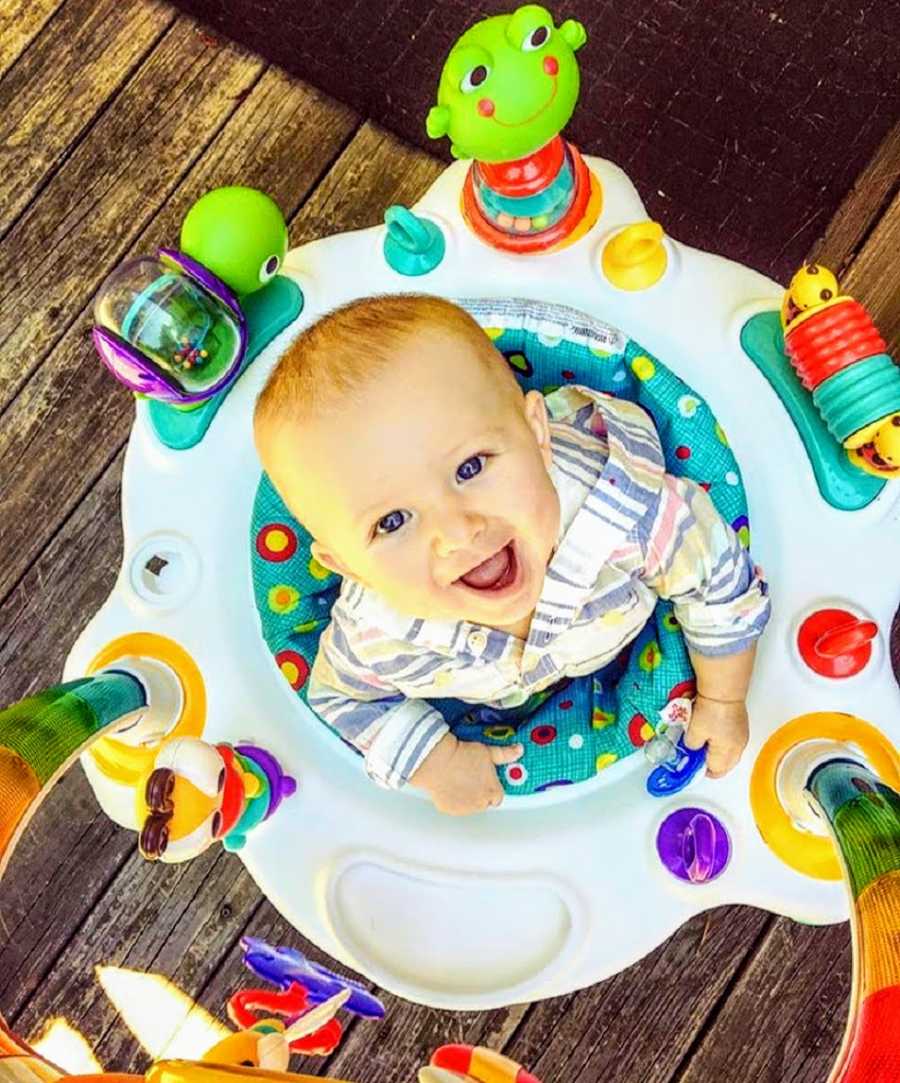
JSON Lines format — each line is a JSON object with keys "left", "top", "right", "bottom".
{"left": 254, "top": 295, "right": 771, "bottom": 815}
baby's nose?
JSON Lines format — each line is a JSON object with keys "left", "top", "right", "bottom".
{"left": 433, "top": 509, "right": 485, "bottom": 556}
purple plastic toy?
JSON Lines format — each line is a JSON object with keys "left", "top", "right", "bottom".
{"left": 240, "top": 935, "right": 385, "bottom": 1019}
{"left": 656, "top": 807, "right": 731, "bottom": 884}
{"left": 92, "top": 249, "right": 247, "bottom": 405}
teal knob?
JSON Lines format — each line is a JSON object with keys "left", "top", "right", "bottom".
{"left": 383, "top": 205, "right": 446, "bottom": 276}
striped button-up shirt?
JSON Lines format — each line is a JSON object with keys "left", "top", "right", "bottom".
{"left": 307, "top": 385, "right": 771, "bottom": 789}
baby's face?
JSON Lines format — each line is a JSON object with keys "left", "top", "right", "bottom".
{"left": 271, "top": 326, "right": 560, "bottom": 631}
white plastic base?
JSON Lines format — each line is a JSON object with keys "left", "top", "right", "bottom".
{"left": 67, "top": 155, "right": 900, "bottom": 1009}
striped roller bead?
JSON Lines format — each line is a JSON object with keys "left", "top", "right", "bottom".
{"left": 812, "top": 353, "right": 900, "bottom": 444}
{"left": 785, "top": 298, "right": 886, "bottom": 390}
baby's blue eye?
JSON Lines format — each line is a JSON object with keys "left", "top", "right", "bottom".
{"left": 375, "top": 509, "right": 409, "bottom": 536}
{"left": 457, "top": 455, "right": 485, "bottom": 482}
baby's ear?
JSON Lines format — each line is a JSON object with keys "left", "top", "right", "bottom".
{"left": 310, "top": 540, "right": 351, "bottom": 579}
{"left": 523, "top": 389, "right": 553, "bottom": 469}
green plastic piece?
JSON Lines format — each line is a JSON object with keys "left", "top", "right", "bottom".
{"left": 813, "top": 353, "right": 900, "bottom": 444}
{"left": 427, "top": 4, "right": 586, "bottom": 162}
{"left": 147, "top": 275, "right": 303, "bottom": 451}
{"left": 808, "top": 761, "right": 900, "bottom": 901}
{"left": 180, "top": 187, "right": 288, "bottom": 297}
{"left": 0, "top": 673, "right": 146, "bottom": 785}
{"left": 383, "top": 205, "right": 446, "bottom": 276}
{"left": 739, "top": 311, "right": 884, "bottom": 511}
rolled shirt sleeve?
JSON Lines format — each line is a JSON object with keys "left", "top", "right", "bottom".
{"left": 638, "top": 473, "right": 771, "bottom": 656}
{"left": 307, "top": 624, "right": 449, "bottom": 789}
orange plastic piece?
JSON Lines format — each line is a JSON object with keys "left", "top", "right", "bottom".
{"left": 461, "top": 143, "right": 598, "bottom": 254}
{"left": 431, "top": 1045, "right": 540, "bottom": 1083}
{"left": 0, "top": 748, "right": 40, "bottom": 873}
{"left": 854, "top": 870, "right": 900, "bottom": 1000}
{"left": 750, "top": 713, "right": 900, "bottom": 880}
{"left": 796, "top": 609, "right": 878, "bottom": 678}
{"left": 476, "top": 136, "right": 566, "bottom": 197}
{"left": 146, "top": 1062, "right": 352, "bottom": 1083}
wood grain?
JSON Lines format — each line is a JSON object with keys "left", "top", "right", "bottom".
{"left": 841, "top": 185, "right": 900, "bottom": 355}
{"left": 0, "top": 0, "right": 67, "bottom": 80}
{"left": 0, "top": 0, "right": 175, "bottom": 240}
{"left": 674, "top": 919, "right": 851, "bottom": 1083}
{"left": 0, "top": 17, "right": 263, "bottom": 415}
{"left": 0, "top": 62, "right": 358, "bottom": 605}
{"left": 811, "top": 119, "right": 900, "bottom": 280}
{"left": 506, "top": 908, "right": 772, "bottom": 1083}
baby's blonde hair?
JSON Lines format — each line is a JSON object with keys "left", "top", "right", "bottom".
{"left": 254, "top": 294, "right": 506, "bottom": 447}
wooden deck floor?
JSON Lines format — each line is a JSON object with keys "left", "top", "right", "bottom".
{"left": 0, "top": 2, "right": 898, "bottom": 1081}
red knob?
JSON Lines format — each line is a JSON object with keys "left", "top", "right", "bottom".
{"left": 798, "top": 608, "right": 878, "bottom": 678}
{"left": 815, "top": 620, "right": 878, "bottom": 659}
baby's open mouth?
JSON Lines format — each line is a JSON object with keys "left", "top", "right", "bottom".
{"left": 456, "top": 542, "right": 518, "bottom": 591}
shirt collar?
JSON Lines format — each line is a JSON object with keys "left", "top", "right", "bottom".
{"left": 336, "top": 385, "right": 665, "bottom": 653}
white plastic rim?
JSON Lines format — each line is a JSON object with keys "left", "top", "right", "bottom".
{"left": 66, "top": 153, "right": 900, "bottom": 1008}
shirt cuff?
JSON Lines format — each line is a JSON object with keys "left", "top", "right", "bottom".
{"left": 364, "top": 701, "right": 450, "bottom": 790}
{"left": 675, "top": 579, "right": 772, "bottom": 657}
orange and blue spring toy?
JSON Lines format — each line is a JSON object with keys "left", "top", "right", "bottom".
{"left": 780, "top": 264, "right": 900, "bottom": 479}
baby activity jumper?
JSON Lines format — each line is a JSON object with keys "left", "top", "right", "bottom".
{"left": 2, "top": 7, "right": 899, "bottom": 1083}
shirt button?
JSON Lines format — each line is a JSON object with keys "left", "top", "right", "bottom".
{"left": 467, "top": 630, "right": 487, "bottom": 652}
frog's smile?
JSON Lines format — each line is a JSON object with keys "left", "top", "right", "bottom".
{"left": 491, "top": 75, "right": 557, "bottom": 128}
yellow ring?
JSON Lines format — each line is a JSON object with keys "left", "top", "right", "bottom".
{"left": 546, "top": 168, "right": 604, "bottom": 253}
{"left": 86, "top": 633, "right": 206, "bottom": 786}
{"left": 750, "top": 712, "right": 900, "bottom": 880}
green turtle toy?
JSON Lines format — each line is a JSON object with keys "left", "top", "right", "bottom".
{"left": 180, "top": 186, "right": 288, "bottom": 297}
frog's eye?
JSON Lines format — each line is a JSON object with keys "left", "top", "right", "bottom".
{"left": 522, "top": 24, "right": 551, "bottom": 50}
{"left": 460, "top": 64, "right": 490, "bottom": 93}
{"left": 259, "top": 254, "right": 280, "bottom": 284}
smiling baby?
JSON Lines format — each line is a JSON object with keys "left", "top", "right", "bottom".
{"left": 254, "top": 295, "right": 770, "bottom": 815}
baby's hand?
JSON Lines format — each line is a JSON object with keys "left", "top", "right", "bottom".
{"left": 410, "top": 733, "right": 524, "bottom": 816}
{"left": 683, "top": 695, "right": 749, "bottom": 779}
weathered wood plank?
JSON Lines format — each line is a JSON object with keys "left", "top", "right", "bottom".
{"left": 0, "top": 452, "right": 128, "bottom": 1016}
{"left": 0, "top": 59, "right": 355, "bottom": 1031}
{"left": 0, "top": 110, "right": 444, "bottom": 1067}
{"left": 12, "top": 842, "right": 243, "bottom": 1045}
{"left": 88, "top": 851, "right": 260, "bottom": 1070}
{"left": 501, "top": 908, "right": 772, "bottom": 1083}
{"left": 0, "top": 63, "right": 358, "bottom": 605}
{"left": 841, "top": 185, "right": 900, "bottom": 355}
{"left": 812, "top": 119, "right": 900, "bottom": 278}
{"left": 0, "top": 0, "right": 67, "bottom": 81}
{"left": 0, "top": 17, "right": 263, "bottom": 416}
{"left": 675, "top": 919, "right": 851, "bottom": 1083}
{"left": 0, "top": 0, "right": 175, "bottom": 239}
{"left": 289, "top": 121, "right": 443, "bottom": 248}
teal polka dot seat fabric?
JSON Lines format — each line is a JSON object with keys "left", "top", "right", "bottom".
{"left": 251, "top": 299, "right": 750, "bottom": 795}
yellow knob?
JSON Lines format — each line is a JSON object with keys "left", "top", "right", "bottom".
{"left": 602, "top": 221, "right": 667, "bottom": 291}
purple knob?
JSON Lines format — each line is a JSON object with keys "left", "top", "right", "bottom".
{"left": 657, "top": 807, "right": 731, "bottom": 883}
